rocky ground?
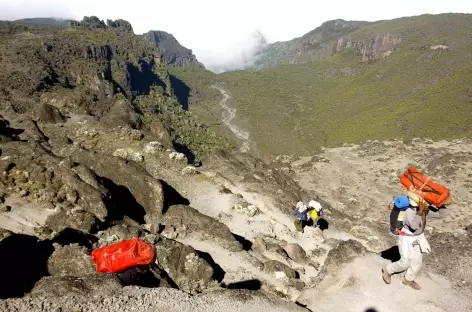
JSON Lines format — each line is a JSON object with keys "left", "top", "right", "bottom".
{"left": 2, "top": 18, "right": 471, "bottom": 312}
{"left": 2, "top": 103, "right": 472, "bottom": 311}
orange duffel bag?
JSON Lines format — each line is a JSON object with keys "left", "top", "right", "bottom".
{"left": 400, "top": 167, "right": 451, "bottom": 208}
{"left": 91, "top": 238, "right": 155, "bottom": 273}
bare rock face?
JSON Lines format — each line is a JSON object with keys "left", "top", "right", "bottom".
{"left": 162, "top": 205, "right": 242, "bottom": 252}
{"left": 284, "top": 243, "right": 309, "bottom": 264}
{"left": 70, "top": 149, "right": 164, "bottom": 225}
{"left": 33, "top": 103, "right": 65, "bottom": 124}
{"left": 31, "top": 274, "right": 122, "bottom": 297}
{"left": 154, "top": 237, "right": 217, "bottom": 293}
{"left": 47, "top": 243, "right": 96, "bottom": 277}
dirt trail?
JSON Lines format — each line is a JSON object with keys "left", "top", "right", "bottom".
{"left": 212, "top": 85, "right": 250, "bottom": 152}
{"left": 299, "top": 255, "right": 472, "bottom": 312}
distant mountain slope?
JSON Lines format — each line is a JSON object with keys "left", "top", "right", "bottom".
{"left": 253, "top": 19, "right": 368, "bottom": 68}
{"left": 144, "top": 31, "right": 203, "bottom": 67}
{"left": 14, "top": 18, "right": 70, "bottom": 27}
{"left": 220, "top": 13, "right": 472, "bottom": 156}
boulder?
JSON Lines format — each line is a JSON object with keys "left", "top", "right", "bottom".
{"left": 162, "top": 205, "right": 242, "bottom": 252}
{"left": 143, "top": 141, "right": 164, "bottom": 155}
{"left": 181, "top": 166, "right": 198, "bottom": 175}
{"left": 101, "top": 99, "right": 142, "bottom": 129}
{"left": 31, "top": 274, "right": 122, "bottom": 297}
{"left": 232, "top": 204, "right": 259, "bottom": 217}
{"left": 169, "top": 152, "right": 186, "bottom": 161}
{"left": 70, "top": 150, "right": 164, "bottom": 225}
{"left": 146, "top": 119, "right": 173, "bottom": 148}
{"left": 46, "top": 210, "right": 97, "bottom": 234}
{"left": 113, "top": 148, "right": 144, "bottom": 163}
{"left": 154, "top": 237, "right": 217, "bottom": 293}
{"left": 33, "top": 103, "right": 65, "bottom": 124}
{"left": 263, "top": 260, "right": 297, "bottom": 279}
{"left": 284, "top": 243, "right": 309, "bottom": 264}
{"left": 252, "top": 236, "right": 290, "bottom": 263}
{"left": 47, "top": 243, "right": 96, "bottom": 277}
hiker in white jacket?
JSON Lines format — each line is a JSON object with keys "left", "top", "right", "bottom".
{"left": 382, "top": 197, "right": 431, "bottom": 290}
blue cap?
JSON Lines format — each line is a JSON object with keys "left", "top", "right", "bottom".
{"left": 394, "top": 196, "right": 410, "bottom": 209}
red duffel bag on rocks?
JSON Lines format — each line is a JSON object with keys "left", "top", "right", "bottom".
{"left": 91, "top": 238, "right": 156, "bottom": 273}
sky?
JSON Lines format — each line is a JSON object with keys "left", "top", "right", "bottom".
{"left": 1, "top": 0, "right": 472, "bottom": 71}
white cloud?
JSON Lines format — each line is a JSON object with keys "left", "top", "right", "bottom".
{"left": 1, "top": 0, "right": 471, "bottom": 71}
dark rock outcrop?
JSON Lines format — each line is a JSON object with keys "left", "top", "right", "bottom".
{"left": 106, "top": 19, "right": 134, "bottom": 33}
{"left": 144, "top": 31, "right": 203, "bottom": 67}
{"left": 70, "top": 16, "right": 107, "bottom": 29}
{"left": 47, "top": 243, "right": 96, "bottom": 277}
{"left": 162, "top": 205, "right": 242, "bottom": 252}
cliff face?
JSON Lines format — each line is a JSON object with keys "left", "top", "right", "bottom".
{"left": 144, "top": 31, "right": 203, "bottom": 67}
{"left": 336, "top": 33, "right": 401, "bottom": 62}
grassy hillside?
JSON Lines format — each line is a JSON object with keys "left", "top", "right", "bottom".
{"left": 220, "top": 14, "right": 472, "bottom": 156}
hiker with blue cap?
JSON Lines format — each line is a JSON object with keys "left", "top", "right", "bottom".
{"left": 382, "top": 192, "right": 431, "bottom": 290}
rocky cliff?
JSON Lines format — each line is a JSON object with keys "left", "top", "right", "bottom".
{"left": 144, "top": 31, "right": 203, "bottom": 67}
{"left": 253, "top": 19, "right": 406, "bottom": 67}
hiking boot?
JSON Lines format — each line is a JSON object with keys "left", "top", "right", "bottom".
{"left": 382, "top": 265, "right": 392, "bottom": 284}
{"left": 294, "top": 220, "right": 304, "bottom": 233}
{"left": 403, "top": 278, "right": 421, "bottom": 290}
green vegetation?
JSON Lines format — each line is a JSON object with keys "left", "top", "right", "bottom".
{"left": 220, "top": 14, "right": 472, "bottom": 156}
{"left": 168, "top": 66, "right": 238, "bottom": 146}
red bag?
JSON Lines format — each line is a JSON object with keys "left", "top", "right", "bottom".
{"left": 91, "top": 238, "right": 155, "bottom": 273}
{"left": 400, "top": 167, "right": 451, "bottom": 208}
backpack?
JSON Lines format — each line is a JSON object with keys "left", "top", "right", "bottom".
{"left": 389, "top": 196, "right": 409, "bottom": 234}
